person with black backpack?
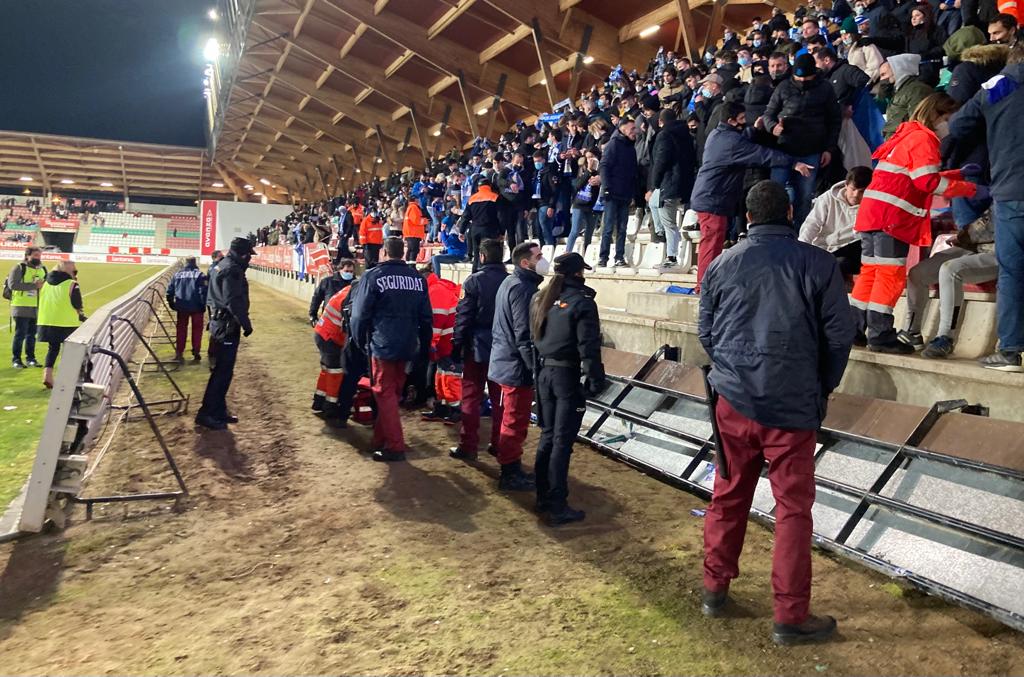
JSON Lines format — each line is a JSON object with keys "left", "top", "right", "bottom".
{"left": 5, "top": 246, "right": 46, "bottom": 369}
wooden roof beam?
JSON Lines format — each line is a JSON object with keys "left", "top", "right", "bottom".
{"left": 214, "top": 163, "right": 246, "bottom": 201}
{"left": 619, "top": 0, "right": 712, "bottom": 43}
{"left": 428, "top": 0, "right": 477, "bottom": 39}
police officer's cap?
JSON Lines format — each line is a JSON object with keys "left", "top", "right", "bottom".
{"left": 553, "top": 252, "right": 591, "bottom": 275}
{"left": 230, "top": 237, "right": 255, "bottom": 255}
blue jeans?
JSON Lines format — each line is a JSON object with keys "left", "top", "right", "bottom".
{"left": 12, "top": 316, "right": 37, "bottom": 362}
{"left": 431, "top": 253, "right": 464, "bottom": 277}
{"left": 951, "top": 179, "right": 991, "bottom": 228}
{"left": 536, "top": 207, "right": 555, "bottom": 245}
{"left": 599, "top": 198, "right": 630, "bottom": 263}
{"left": 995, "top": 200, "right": 1024, "bottom": 352}
{"left": 566, "top": 208, "right": 597, "bottom": 253}
{"left": 783, "top": 154, "right": 819, "bottom": 228}
{"left": 428, "top": 212, "right": 441, "bottom": 242}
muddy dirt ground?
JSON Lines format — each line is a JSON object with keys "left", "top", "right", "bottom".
{"left": 1, "top": 283, "right": 1022, "bottom": 676}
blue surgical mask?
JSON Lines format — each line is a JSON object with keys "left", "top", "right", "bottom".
{"left": 534, "top": 161, "right": 545, "bottom": 170}
{"left": 738, "top": 56, "right": 751, "bottom": 66}
{"left": 341, "top": 271, "right": 354, "bottom": 281}
{"left": 700, "top": 86, "right": 713, "bottom": 98}
{"left": 753, "top": 39, "right": 763, "bottom": 47}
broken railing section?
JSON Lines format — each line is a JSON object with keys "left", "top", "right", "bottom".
{"left": 581, "top": 346, "right": 1024, "bottom": 632}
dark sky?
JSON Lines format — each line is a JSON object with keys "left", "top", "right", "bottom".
{"left": 0, "top": 0, "right": 213, "bottom": 147}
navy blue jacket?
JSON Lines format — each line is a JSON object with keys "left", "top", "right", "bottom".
{"left": 949, "top": 63, "right": 1024, "bottom": 203}
{"left": 349, "top": 259, "right": 432, "bottom": 362}
{"left": 690, "top": 123, "right": 793, "bottom": 216}
{"left": 166, "top": 263, "right": 208, "bottom": 313}
{"left": 488, "top": 266, "right": 543, "bottom": 387}
{"left": 699, "top": 223, "right": 855, "bottom": 430}
{"left": 453, "top": 262, "right": 509, "bottom": 364}
{"left": 599, "top": 130, "right": 638, "bottom": 202}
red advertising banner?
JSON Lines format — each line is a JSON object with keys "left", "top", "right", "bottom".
{"left": 253, "top": 243, "right": 332, "bottom": 276}
{"left": 200, "top": 200, "right": 217, "bottom": 256}
{"left": 40, "top": 218, "right": 79, "bottom": 232}
{"left": 252, "top": 245, "right": 294, "bottom": 271}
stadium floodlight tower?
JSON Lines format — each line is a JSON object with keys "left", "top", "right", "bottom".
{"left": 203, "top": 0, "right": 257, "bottom": 161}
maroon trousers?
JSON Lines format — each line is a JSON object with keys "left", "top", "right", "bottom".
{"left": 696, "top": 212, "right": 728, "bottom": 292}
{"left": 494, "top": 384, "right": 533, "bottom": 466}
{"left": 175, "top": 311, "right": 204, "bottom": 356}
{"left": 371, "top": 358, "right": 407, "bottom": 452}
{"left": 459, "top": 354, "right": 503, "bottom": 453}
{"left": 703, "top": 397, "right": 817, "bottom": 625}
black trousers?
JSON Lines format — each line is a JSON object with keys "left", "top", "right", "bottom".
{"left": 499, "top": 205, "right": 522, "bottom": 252}
{"left": 833, "top": 239, "right": 862, "bottom": 278}
{"left": 197, "top": 337, "right": 239, "bottom": 421}
{"left": 364, "top": 243, "right": 381, "bottom": 269}
{"left": 405, "top": 237, "right": 422, "bottom": 262}
{"left": 535, "top": 365, "right": 587, "bottom": 509}
{"left": 12, "top": 316, "right": 37, "bottom": 361}
{"left": 338, "top": 343, "right": 368, "bottom": 423}
{"left": 469, "top": 230, "right": 486, "bottom": 272}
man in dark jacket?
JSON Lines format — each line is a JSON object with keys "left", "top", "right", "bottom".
{"left": 763, "top": 53, "right": 842, "bottom": 227}
{"left": 308, "top": 258, "right": 354, "bottom": 325}
{"left": 196, "top": 238, "right": 254, "bottom": 431}
{"left": 598, "top": 118, "right": 638, "bottom": 267}
{"left": 950, "top": 47, "right": 1024, "bottom": 371}
{"left": 167, "top": 257, "right": 209, "bottom": 364}
{"left": 456, "top": 176, "right": 502, "bottom": 271}
{"left": 450, "top": 239, "right": 509, "bottom": 460}
{"left": 530, "top": 150, "right": 560, "bottom": 245}
{"left": 647, "top": 108, "right": 697, "bottom": 268}
{"left": 691, "top": 102, "right": 812, "bottom": 288}
{"left": 348, "top": 237, "right": 433, "bottom": 460}
{"left": 814, "top": 48, "right": 870, "bottom": 108}
{"left": 496, "top": 151, "right": 530, "bottom": 251}
{"left": 698, "top": 180, "right": 854, "bottom": 645}
{"left": 488, "top": 241, "right": 546, "bottom": 489}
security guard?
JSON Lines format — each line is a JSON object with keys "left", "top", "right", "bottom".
{"left": 312, "top": 281, "right": 355, "bottom": 426}
{"left": 455, "top": 176, "right": 502, "bottom": 272}
{"left": 309, "top": 258, "right": 355, "bottom": 325}
{"left": 196, "top": 237, "right": 254, "bottom": 431}
{"left": 7, "top": 246, "right": 46, "bottom": 368}
{"left": 348, "top": 237, "right": 433, "bottom": 461}
{"left": 529, "top": 252, "right": 606, "bottom": 525}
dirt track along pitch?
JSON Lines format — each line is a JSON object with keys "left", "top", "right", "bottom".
{"left": 0, "top": 281, "right": 1021, "bottom": 676}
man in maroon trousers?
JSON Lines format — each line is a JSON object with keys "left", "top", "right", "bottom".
{"left": 697, "top": 181, "right": 855, "bottom": 645}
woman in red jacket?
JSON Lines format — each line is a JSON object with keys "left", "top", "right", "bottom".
{"left": 851, "top": 93, "right": 984, "bottom": 353}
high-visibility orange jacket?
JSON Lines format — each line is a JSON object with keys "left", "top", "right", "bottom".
{"left": 314, "top": 285, "right": 352, "bottom": 345}
{"left": 854, "top": 121, "right": 977, "bottom": 246}
{"left": 359, "top": 215, "right": 383, "bottom": 245}
{"left": 350, "top": 204, "right": 365, "bottom": 227}
{"left": 403, "top": 202, "right": 429, "bottom": 240}
{"left": 426, "top": 273, "right": 460, "bottom": 360}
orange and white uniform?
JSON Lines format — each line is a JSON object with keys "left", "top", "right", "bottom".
{"left": 312, "top": 285, "right": 352, "bottom": 412}
{"left": 426, "top": 273, "right": 462, "bottom": 407}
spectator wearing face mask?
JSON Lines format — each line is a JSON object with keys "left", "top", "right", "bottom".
{"left": 841, "top": 22, "right": 885, "bottom": 81}
{"left": 880, "top": 54, "right": 935, "bottom": 138}
{"left": 737, "top": 47, "right": 756, "bottom": 82}
{"left": 7, "top": 246, "right": 46, "bottom": 369}
{"left": 309, "top": 258, "right": 355, "bottom": 326}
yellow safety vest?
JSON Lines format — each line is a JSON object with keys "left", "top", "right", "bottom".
{"left": 9, "top": 264, "right": 46, "bottom": 308}
{"left": 38, "top": 279, "right": 81, "bottom": 328}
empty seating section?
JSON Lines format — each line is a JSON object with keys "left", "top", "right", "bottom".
{"left": 162, "top": 215, "right": 201, "bottom": 250}
{"left": 87, "top": 212, "right": 157, "bottom": 249}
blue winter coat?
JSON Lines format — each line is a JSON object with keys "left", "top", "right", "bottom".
{"left": 599, "top": 130, "right": 638, "bottom": 202}
{"left": 949, "top": 63, "right": 1024, "bottom": 203}
{"left": 488, "top": 266, "right": 543, "bottom": 387}
{"left": 699, "top": 223, "right": 855, "bottom": 430}
{"left": 690, "top": 123, "right": 794, "bottom": 217}
{"left": 453, "top": 262, "right": 508, "bottom": 364}
{"left": 349, "top": 259, "right": 433, "bottom": 362}
{"left": 440, "top": 228, "right": 467, "bottom": 258}
{"left": 166, "top": 263, "right": 208, "bottom": 313}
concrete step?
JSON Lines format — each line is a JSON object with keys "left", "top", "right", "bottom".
{"left": 626, "top": 291, "right": 699, "bottom": 323}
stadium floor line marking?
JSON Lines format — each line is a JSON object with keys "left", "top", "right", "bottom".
{"left": 1, "top": 266, "right": 158, "bottom": 333}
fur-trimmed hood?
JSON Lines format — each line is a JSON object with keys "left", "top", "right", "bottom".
{"left": 960, "top": 43, "right": 1010, "bottom": 68}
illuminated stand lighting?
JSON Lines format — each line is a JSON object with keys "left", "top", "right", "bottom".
{"left": 208, "top": 8, "right": 219, "bottom": 20}
{"left": 639, "top": 25, "right": 660, "bottom": 38}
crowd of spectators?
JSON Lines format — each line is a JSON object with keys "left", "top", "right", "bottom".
{"left": 255, "top": 0, "right": 1023, "bottom": 371}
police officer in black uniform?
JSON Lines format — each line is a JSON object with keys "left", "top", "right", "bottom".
{"left": 196, "top": 237, "right": 254, "bottom": 431}
{"left": 529, "top": 251, "right": 607, "bottom": 525}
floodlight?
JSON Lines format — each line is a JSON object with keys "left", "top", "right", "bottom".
{"left": 259, "top": 178, "right": 271, "bottom": 185}
{"left": 583, "top": 55, "right": 595, "bottom": 64}
{"left": 203, "top": 38, "right": 220, "bottom": 62}
{"left": 639, "top": 25, "right": 660, "bottom": 38}
{"left": 100, "top": 182, "right": 114, "bottom": 187}
{"left": 60, "top": 179, "right": 74, "bottom": 185}
{"left": 212, "top": 181, "right": 224, "bottom": 187}
{"left": 19, "top": 176, "right": 32, "bottom": 182}
{"left": 208, "top": 8, "right": 219, "bottom": 20}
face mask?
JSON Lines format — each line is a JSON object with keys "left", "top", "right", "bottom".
{"left": 855, "top": 5, "right": 865, "bottom": 14}
{"left": 340, "top": 271, "right": 355, "bottom": 281}
{"left": 738, "top": 56, "right": 751, "bottom": 66}
{"left": 533, "top": 257, "right": 550, "bottom": 275}
{"left": 28, "top": 258, "right": 41, "bottom": 267}
{"left": 842, "top": 35, "right": 854, "bottom": 45}
{"left": 789, "top": 57, "right": 796, "bottom": 66}
{"left": 700, "top": 86, "right": 714, "bottom": 99}
{"left": 753, "top": 39, "right": 763, "bottom": 47}
{"left": 534, "top": 161, "right": 545, "bottom": 170}
{"left": 934, "top": 120, "right": 950, "bottom": 139}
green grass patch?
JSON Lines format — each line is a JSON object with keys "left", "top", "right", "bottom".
{"left": 0, "top": 262, "right": 165, "bottom": 509}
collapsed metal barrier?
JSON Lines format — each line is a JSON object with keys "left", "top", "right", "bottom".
{"left": 581, "top": 346, "right": 1024, "bottom": 632}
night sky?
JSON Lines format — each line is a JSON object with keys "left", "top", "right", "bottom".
{"left": 0, "top": 0, "right": 214, "bottom": 147}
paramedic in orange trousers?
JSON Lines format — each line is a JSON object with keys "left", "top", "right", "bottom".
{"left": 698, "top": 181, "right": 854, "bottom": 645}
{"left": 348, "top": 237, "right": 433, "bottom": 462}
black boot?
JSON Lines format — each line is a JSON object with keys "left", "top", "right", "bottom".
{"left": 545, "top": 504, "right": 586, "bottom": 525}
{"left": 701, "top": 587, "right": 729, "bottom": 617}
{"left": 449, "top": 446, "right": 478, "bottom": 460}
{"left": 772, "top": 615, "right": 838, "bottom": 645}
{"left": 443, "top": 408, "right": 461, "bottom": 426}
{"left": 421, "top": 402, "right": 447, "bottom": 422}
{"left": 498, "top": 462, "right": 536, "bottom": 491}
{"left": 372, "top": 449, "right": 407, "bottom": 462}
